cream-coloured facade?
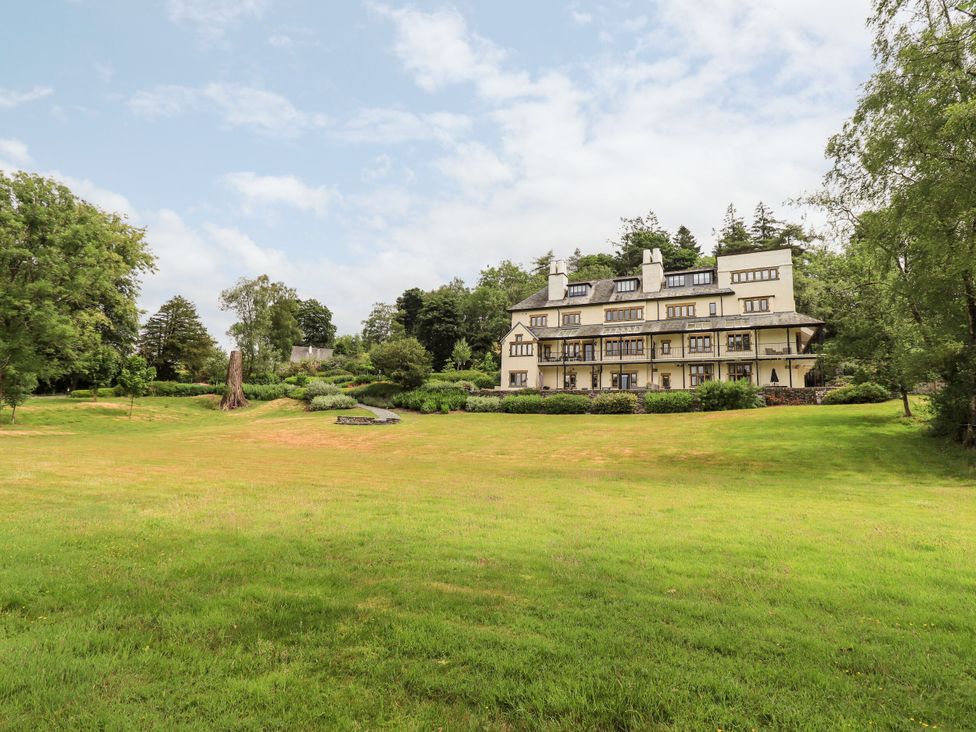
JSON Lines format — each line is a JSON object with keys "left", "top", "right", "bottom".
{"left": 500, "top": 247, "right": 823, "bottom": 391}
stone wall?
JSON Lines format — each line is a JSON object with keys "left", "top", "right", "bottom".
{"left": 335, "top": 415, "right": 400, "bottom": 425}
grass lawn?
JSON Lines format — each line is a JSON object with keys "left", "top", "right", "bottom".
{"left": 1, "top": 396, "right": 974, "bottom": 730}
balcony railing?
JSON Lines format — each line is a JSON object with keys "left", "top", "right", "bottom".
{"left": 537, "top": 341, "right": 815, "bottom": 364}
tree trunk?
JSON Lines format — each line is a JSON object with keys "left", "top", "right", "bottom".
{"left": 900, "top": 386, "right": 912, "bottom": 418}
{"left": 220, "top": 350, "right": 249, "bottom": 411}
{"left": 129, "top": 394, "right": 134, "bottom": 420}
{"left": 10, "top": 404, "right": 16, "bottom": 425}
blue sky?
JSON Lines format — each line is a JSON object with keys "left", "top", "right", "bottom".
{"left": 1, "top": 0, "right": 873, "bottom": 341}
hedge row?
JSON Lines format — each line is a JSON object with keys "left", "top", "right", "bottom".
{"left": 822, "top": 382, "right": 890, "bottom": 405}
{"left": 428, "top": 370, "right": 497, "bottom": 389}
{"left": 70, "top": 381, "right": 302, "bottom": 401}
{"left": 309, "top": 394, "right": 357, "bottom": 411}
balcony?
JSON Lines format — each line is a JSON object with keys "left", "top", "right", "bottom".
{"left": 534, "top": 340, "right": 816, "bottom": 366}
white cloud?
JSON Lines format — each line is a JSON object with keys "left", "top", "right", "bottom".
{"left": 0, "top": 86, "right": 53, "bottom": 110}
{"left": 0, "top": 138, "right": 32, "bottom": 167}
{"left": 221, "top": 171, "right": 337, "bottom": 216}
{"left": 571, "top": 10, "right": 593, "bottom": 26}
{"left": 127, "top": 83, "right": 328, "bottom": 137}
{"left": 167, "top": 0, "right": 272, "bottom": 42}
{"left": 338, "top": 107, "right": 471, "bottom": 144}
{"left": 361, "top": 154, "right": 393, "bottom": 181}
{"left": 433, "top": 142, "right": 513, "bottom": 194}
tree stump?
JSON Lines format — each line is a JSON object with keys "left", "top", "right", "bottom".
{"left": 220, "top": 350, "right": 249, "bottom": 410}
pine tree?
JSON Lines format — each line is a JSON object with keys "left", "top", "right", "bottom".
{"left": 138, "top": 296, "right": 216, "bottom": 382}
{"left": 715, "top": 204, "right": 752, "bottom": 255}
{"left": 750, "top": 202, "right": 780, "bottom": 249}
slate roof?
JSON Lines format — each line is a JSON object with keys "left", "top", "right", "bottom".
{"left": 509, "top": 277, "right": 732, "bottom": 311}
{"left": 524, "top": 311, "right": 823, "bottom": 340}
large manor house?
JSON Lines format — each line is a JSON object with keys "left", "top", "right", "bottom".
{"left": 499, "top": 247, "right": 823, "bottom": 392}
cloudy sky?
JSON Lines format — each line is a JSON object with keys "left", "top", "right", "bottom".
{"left": 1, "top": 0, "right": 873, "bottom": 340}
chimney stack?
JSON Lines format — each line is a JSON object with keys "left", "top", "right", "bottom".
{"left": 642, "top": 248, "right": 663, "bottom": 292}
{"left": 548, "top": 259, "right": 568, "bottom": 301}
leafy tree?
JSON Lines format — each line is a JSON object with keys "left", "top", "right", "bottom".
{"left": 296, "top": 299, "right": 335, "bottom": 347}
{"left": 531, "top": 250, "right": 555, "bottom": 276}
{"left": 463, "top": 286, "right": 509, "bottom": 358}
{"left": 715, "top": 204, "right": 752, "bottom": 255}
{"left": 451, "top": 338, "right": 473, "bottom": 370}
{"left": 361, "top": 303, "right": 398, "bottom": 348}
{"left": 569, "top": 253, "right": 618, "bottom": 282}
{"left": 80, "top": 343, "right": 121, "bottom": 400}
{"left": 369, "top": 338, "right": 432, "bottom": 389}
{"left": 0, "top": 172, "right": 153, "bottom": 408}
{"left": 477, "top": 351, "right": 497, "bottom": 373}
{"left": 415, "top": 288, "right": 463, "bottom": 370}
{"left": 269, "top": 297, "right": 302, "bottom": 360}
{"left": 395, "top": 288, "right": 425, "bottom": 336}
{"left": 819, "top": 0, "right": 976, "bottom": 445}
{"left": 138, "top": 296, "right": 216, "bottom": 381}
{"left": 477, "top": 260, "right": 541, "bottom": 305}
{"left": 610, "top": 210, "right": 672, "bottom": 274}
{"left": 201, "top": 350, "right": 229, "bottom": 385}
{"left": 219, "top": 275, "right": 296, "bottom": 379}
{"left": 333, "top": 334, "right": 363, "bottom": 356}
{"left": 1, "top": 371, "right": 36, "bottom": 425}
{"left": 118, "top": 354, "right": 156, "bottom": 419}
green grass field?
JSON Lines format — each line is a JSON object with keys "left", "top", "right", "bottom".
{"left": 1, "top": 396, "right": 974, "bottom": 730}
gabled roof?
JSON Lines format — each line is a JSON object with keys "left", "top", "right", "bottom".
{"left": 510, "top": 277, "right": 732, "bottom": 312}
{"left": 524, "top": 311, "right": 823, "bottom": 340}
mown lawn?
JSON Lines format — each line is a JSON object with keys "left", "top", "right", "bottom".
{"left": 0, "top": 396, "right": 974, "bottom": 730}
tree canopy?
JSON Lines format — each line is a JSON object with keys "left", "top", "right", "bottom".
{"left": 138, "top": 296, "right": 216, "bottom": 381}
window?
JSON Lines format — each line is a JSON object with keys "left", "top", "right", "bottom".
{"left": 530, "top": 315, "right": 547, "bottom": 327}
{"left": 743, "top": 297, "right": 770, "bottom": 313}
{"left": 688, "top": 336, "right": 711, "bottom": 353}
{"left": 666, "top": 304, "right": 695, "bottom": 319}
{"left": 515, "top": 334, "right": 522, "bottom": 341}
{"left": 692, "top": 271, "right": 713, "bottom": 285}
{"left": 564, "top": 371, "right": 577, "bottom": 389}
{"left": 605, "top": 307, "right": 643, "bottom": 322}
{"left": 709, "top": 302, "right": 717, "bottom": 316}
{"left": 726, "top": 333, "right": 752, "bottom": 352}
{"left": 728, "top": 363, "right": 753, "bottom": 382}
{"left": 562, "top": 312, "right": 580, "bottom": 325}
{"left": 689, "top": 364, "right": 712, "bottom": 387}
{"left": 666, "top": 274, "right": 685, "bottom": 288}
{"left": 661, "top": 373, "right": 671, "bottom": 390}
{"left": 567, "top": 283, "right": 588, "bottom": 297}
{"left": 509, "top": 371, "right": 527, "bottom": 388}
{"left": 611, "top": 372, "right": 639, "bottom": 389}
{"left": 606, "top": 338, "right": 644, "bottom": 356}
{"left": 660, "top": 340, "right": 671, "bottom": 354}
{"left": 732, "top": 268, "right": 779, "bottom": 283}
{"left": 616, "top": 278, "right": 638, "bottom": 292}
{"left": 565, "top": 343, "right": 581, "bottom": 360}
{"left": 510, "top": 341, "right": 534, "bottom": 357}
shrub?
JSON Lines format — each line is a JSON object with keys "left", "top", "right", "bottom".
{"left": 696, "top": 380, "right": 762, "bottom": 411}
{"left": 429, "top": 370, "right": 495, "bottom": 389}
{"left": 308, "top": 394, "right": 357, "bottom": 411}
{"left": 71, "top": 386, "right": 123, "bottom": 398}
{"left": 242, "top": 383, "right": 295, "bottom": 401}
{"left": 644, "top": 390, "right": 696, "bottom": 413}
{"left": 465, "top": 396, "right": 502, "bottom": 412}
{"left": 370, "top": 338, "right": 433, "bottom": 389}
{"left": 305, "top": 380, "right": 342, "bottom": 399}
{"left": 501, "top": 394, "right": 544, "bottom": 413}
{"left": 591, "top": 392, "right": 637, "bottom": 414}
{"left": 393, "top": 386, "right": 467, "bottom": 413}
{"left": 541, "top": 393, "right": 589, "bottom": 414}
{"left": 289, "top": 387, "right": 307, "bottom": 402}
{"left": 322, "top": 374, "right": 354, "bottom": 385}
{"left": 148, "top": 381, "right": 221, "bottom": 397}
{"left": 347, "top": 381, "right": 403, "bottom": 407}
{"left": 823, "top": 382, "right": 891, "bottom": 405}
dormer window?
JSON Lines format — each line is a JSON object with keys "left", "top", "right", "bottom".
{"left": 666, "top": 275, "right": 685, "bottom": 288}
{"left": 616, "top": 278, "right": 638, "bottom": 293}
{"left": 692, "top": 271, "right": 713, "bottom": 285}
{"left": 567, "top": 283, "right": 588, "bottom": 297}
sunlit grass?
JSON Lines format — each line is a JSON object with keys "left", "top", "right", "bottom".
{"left": 0, "top": 396, "right": 973, "bottom": 729}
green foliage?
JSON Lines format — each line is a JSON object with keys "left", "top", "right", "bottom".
{"left": 296, "top": 298, "right": 335, "bottom": 348}
{"left": 305, "top": 380, "right": 342, "bottom": 399}
{"left": 117, "top": 355, "right": 156, "bottom": 418}
{"left": 332, "top": 334, "right": 363, "bottom": 357}
{"left": 393, "top": 386, "right": 467, "bottom": 413}
{"left": 541, "top": 393, "right": 589, "bottom": 414}
{"left": 71, "top": 387, "right": 121, "bottom": 399}
{"left": 309, "top": 394, "right": 357, "bottom": 411}
{"left": 361, "top": 302, "right": 398, "bottom": 348}
{"left": 1, "top": 371, "right": 37, "bottom": 424}
{"left": 241, "top": 383, "right": 296, "bottom": 401}
{"left": 219, "top": 275, "right": 299, "bottom": 379}
{"left": 464, "top": 396, "right": 502, "bottom": 412}
{"left": 201, "top": 350, "right": 229, "bottom": 385}
{"left": 696, "top": 380, "right": 763, "bottom": 411}
{"left": 148, "top": 381, "right": 222, "bottom": 397}
{"left": 347, "top": 381, "right": 403, "bottom": 406}
{"left": 0, "top": 172, "right": 153, "bottom": 395}
{"left": 590, "top": 392, "right": 637, "bottom": 414}
{"left": 451, "top": 338, "right": 473, "bottom": 370}
{"left": 321, "top": 374, "right": 355, "bottom": 385}
{"left": 428, "top": 370, "right": 496, "bottom": 389}
{"left": 644, "top": 390, "right": 697, "bottom": 413}
{"left": 823, "top": 383, "right": 891, "bottom": 405}
{"left": 394, "top": 287, "right": 425, "bottom": 336}
{"left": 369, "top": 338, "right": 432, "bottom": 389}
{"left": 501, "top": 394, "right": 544, "bottom": 413}
{"left": 138, "top": 296, "right": 216, "bottom": 381}
{"left": 289, "top": 387, "right": 307, "bottom": 402}
{"left": 415, "top": 288, "right": 464, "bottom": 370}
